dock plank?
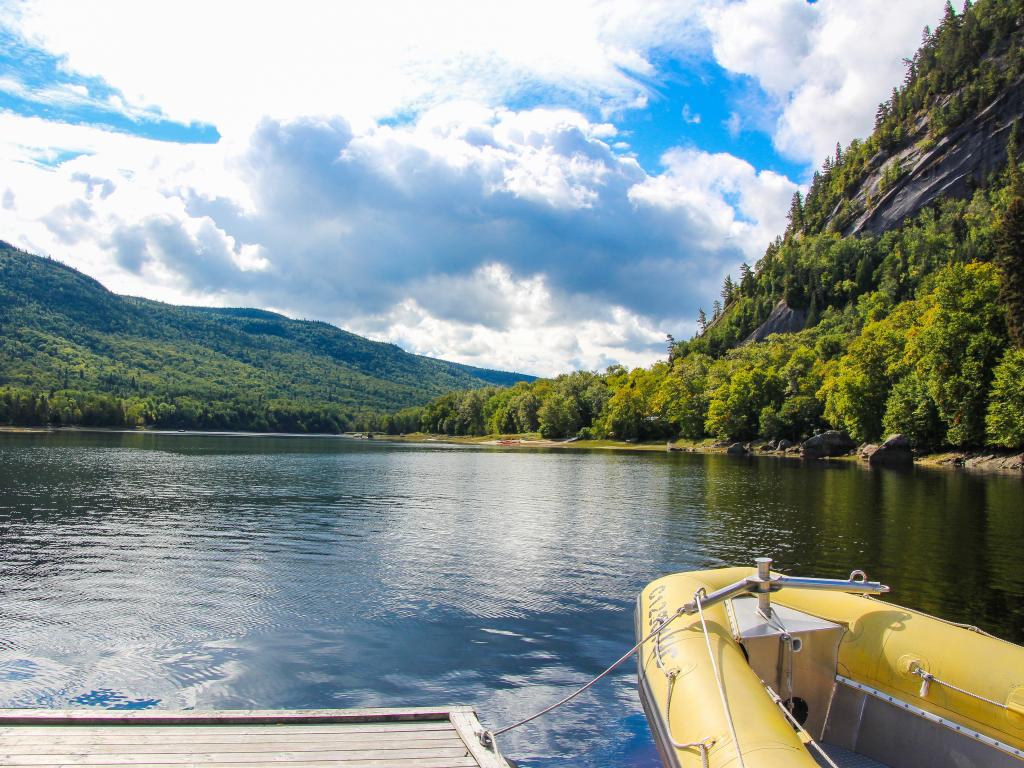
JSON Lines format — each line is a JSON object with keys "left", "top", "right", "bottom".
{"left": 0, "top": 729, "right": 456, "bottom": 741}
{"left": 2, "top": 732, "right": 461, "bottom": 748}
{"left": 1, "top": 737, "right": 468, "bottom": 754}
{"left": 0, "top": 708, "right": 510, "bottom": 768}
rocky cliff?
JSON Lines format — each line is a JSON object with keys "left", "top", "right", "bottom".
{"left": 829, "top": 75, "right": 1024, "bottom": 236}
{"left": 742, "top": 299, "right": 807, "bottom": 344}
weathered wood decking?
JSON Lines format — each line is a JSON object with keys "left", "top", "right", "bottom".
{"left": 0, "top": 707, "right": 512, "bottom": 768}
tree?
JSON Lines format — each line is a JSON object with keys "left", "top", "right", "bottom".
{"left": 697, "top": 308, "right": 708, "bottom": 333}
{"left": 538, "top": 391, "right": 581, "bottom": 439}
{"left": 721, "top": 275, "right": 736, "bottom": 306}
{"left": 705, "top": 367, "right": 783, "bottom": 441}
{"left": 787, "top": 192, "right": 804, "bottom": 233}
{"left": 906, "top": 262, "right": 1006, "bottom": 446}
{"left": 653, "top": 354, "right": 711, "bottom": 439}
{"left": 739, "top": 263, "right": 755, "bottom": 295}
{"left": 995, "top": 197, "right": 1024, "bottom": 346}
{"left": 986, "top": 348, "right": 1024, "bottom": 448}
{"left": 819, "top": 300, "right": 920, "bottom": 442}
{"left": 882, "top": 373, "right": 944, "bottom": 448}
{"left": 712, "top": 300, "right": 722, "bottom": 321}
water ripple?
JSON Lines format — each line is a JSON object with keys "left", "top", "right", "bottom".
{"left": 0, "top": 432, "right": 1021, "bottom": 768}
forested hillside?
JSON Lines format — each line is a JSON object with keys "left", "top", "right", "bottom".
{"left": 392, "top": 0, "right": 1024, "bottom": 451}
{"left": 0, "top": 244, "right": 531, "bottom": 432}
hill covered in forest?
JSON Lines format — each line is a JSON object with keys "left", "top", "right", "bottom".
{"left": 0, "top": 243, "right": 532, "bottom": 432}
{"left": 391, "top": 0, "right": 1024, "bottom": 452}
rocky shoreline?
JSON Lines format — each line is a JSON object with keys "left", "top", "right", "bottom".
{"left": 708, "top": 430, "right": 1023, "bottom": 475}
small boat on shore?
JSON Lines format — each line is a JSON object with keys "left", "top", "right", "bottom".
{"left": 637, "top": 559, "right": 1024, "bottom": 767}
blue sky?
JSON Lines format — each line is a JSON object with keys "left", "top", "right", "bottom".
{"left": 0, "top": 27, "right": 218, "bottom": 145}
{"left": 0, "top": 0, "right": 944, "bottom": 375}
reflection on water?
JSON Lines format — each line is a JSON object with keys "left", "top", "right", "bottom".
{"left": 0, "top": 431, "right": 1021, "bottom": 767}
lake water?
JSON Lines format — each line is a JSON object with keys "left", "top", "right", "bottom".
{"left": 1, "top": 430, "right": 1022, "bottom": 766}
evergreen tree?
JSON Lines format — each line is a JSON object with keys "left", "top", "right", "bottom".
{"left": 1007, "top": 120, "right": 1023, "bottom": 197}
{"left": 787, "top": 192, "right": 804, "bottom": 234}
{"left": 739, "top": 263, "right": 755, "bottom": 295}
{"left": 721, "top": 275, "right": 736, "bottom": 305}
{"left": 995, "top": 197, "right": 1024, "bottom": 347}
{"left": 697, "top": 308, "right": 708, "bottom": 333}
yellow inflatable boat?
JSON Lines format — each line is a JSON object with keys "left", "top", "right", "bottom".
{"left": 637, "top": 559, "right": 1024, "bottom": 768}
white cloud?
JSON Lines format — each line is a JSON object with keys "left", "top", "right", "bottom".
{"left": 0, "top": 0, "right": 949, "bottom": 375}
{"left": 628, "top": 147, "right": 796, "bottom": 262}
{"left": 0, "top": 102, "right": 787, "bottom": 373}
{"left": 8, "top": 0, "right": 704, "bottom": 138}
{"left": 705, "top": 0, "right": 943, "bottom": 166}
{"left": 354, "top": 265, "right": 665, "bottom": 377}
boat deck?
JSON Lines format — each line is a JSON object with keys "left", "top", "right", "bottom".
{"left": 0, "top": 707, "right": 512, "bottom": 768}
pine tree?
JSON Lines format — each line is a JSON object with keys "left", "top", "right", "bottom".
{"left": 697, "top": 308, "right": 708, "bottom": 333}
{"left": 1007, "top": 119, "right": 1023, "bottom": 197}
{"left": 712, "top": 300, "right": 722, "bottom": 321}
{"left": 739, "top": 263, "right": 755, "bottom": 295}
{"left": 787, "top": 191, "right": 804, "bottom": 234}
{"left": 995, "top": 197, "right": 1024, "bottom": 347}
{"left": 943, "top": 0, "right": 956, "bottom": 25}
{"left": 721, "top": 275, "right": 736, "bottom": 305}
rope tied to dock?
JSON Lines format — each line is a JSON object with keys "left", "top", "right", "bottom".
{"left": 478, "top": 604, "right": 690, "bottom": 752}
{"left": 481, "top": 589, "right": 746, "bottom": 768}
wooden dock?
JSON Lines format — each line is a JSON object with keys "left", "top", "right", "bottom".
{"left": 0, "top": 707, "right": 513, "bottom": 768}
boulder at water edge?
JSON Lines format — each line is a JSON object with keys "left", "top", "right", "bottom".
{"left": 802, "top": 430, "right": 856, "bottom": 459}
{"left": 862, "top": 434, "right": 914, "bottom": 467}
{"left": 727, "top": 442, "right": 749, "bottom": 455}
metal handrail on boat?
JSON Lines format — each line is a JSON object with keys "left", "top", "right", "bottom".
{"left": 678, "top": 557, "right": 890, "bottom": 619}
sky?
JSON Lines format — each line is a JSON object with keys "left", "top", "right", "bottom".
{"left": 0, "top": 0, "right": 945, "bottom": 377}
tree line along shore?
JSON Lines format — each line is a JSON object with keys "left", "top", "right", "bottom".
{"left": 2, "top": 1, "right": 1023, "bottom": 461}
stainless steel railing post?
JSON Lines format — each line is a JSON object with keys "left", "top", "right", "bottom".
{"left": 756, "top": 557, "right": 773, "bottom": 619}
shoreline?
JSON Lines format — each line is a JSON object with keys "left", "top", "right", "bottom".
{"left": 383, "top": 433, "right": 1023, "bottom": 475}
{"left": 2, "top": 426, "right": 1021, "bottom": 476}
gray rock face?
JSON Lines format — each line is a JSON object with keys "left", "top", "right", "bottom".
{"left": 727, "top": 442, "right": 749, "bottom": 455}
{"left": 859, "top": 443, "right": 879, "bottom": 459}
{"left": 862, "top": 434, "right": 914, "bottom": 466}
{"left": 777, "top": 439, "right": 794, "bottom": 451}
{"left": 834, "top": 74, "right": 1024, "bottom": 237}
{"left": 802, "top": 430, "right": 856, "bottom": 459}
{"left": 743, "top": 299, "right": 807, "bottom": 344}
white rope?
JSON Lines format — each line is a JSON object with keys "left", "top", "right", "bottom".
{"left": 665, "top": 671, "right": 715, "bottom": 768}
{"left": 912, "top": 666, "right": 1009, "bottom": 710}
{"left": 760, "top": 679, "right": 839, "bottom": 768}
{"left": 695, "top": 589, "right": 746, "bottom": 768}
{"left": 481, "top": 606, "right": 688, "bottom": 748}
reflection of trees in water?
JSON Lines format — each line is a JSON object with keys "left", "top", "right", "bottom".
{"left": 677, "top": 454, "right": 1022, "bottom": 640}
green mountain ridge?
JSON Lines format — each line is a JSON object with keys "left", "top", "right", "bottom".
{"left": 395, "top": 0, "right": 1024, "bottom": 451}
{"left": 0, "top": 241, "right": 533, "bottom": 431}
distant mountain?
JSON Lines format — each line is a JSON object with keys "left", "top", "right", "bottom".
{"left": 0, "top": 242, "right": 533, "bottom": 431}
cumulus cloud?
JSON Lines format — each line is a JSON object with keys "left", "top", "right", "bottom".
{"left": 0, "top": 102, "right": 787, "bottom": 374}
{"left": 705, "top": 0, "right": 943, "bottom": 166}
{"left": 0, "top": 0, "right": 946, "bottom": 375}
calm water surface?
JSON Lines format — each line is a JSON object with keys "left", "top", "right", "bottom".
{"left": 1, "top": 431, "right": 1022, "bottom": 766}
